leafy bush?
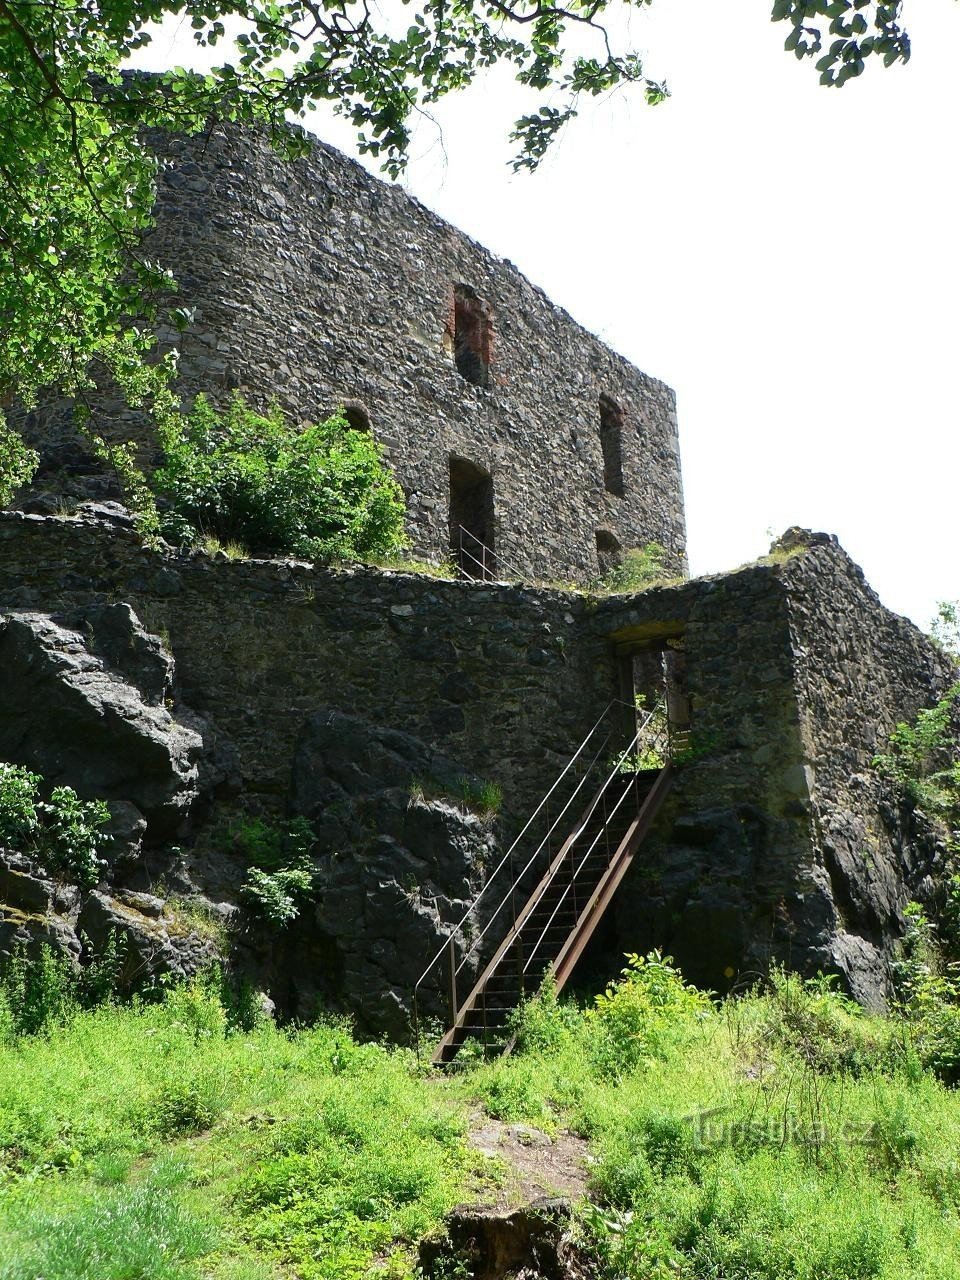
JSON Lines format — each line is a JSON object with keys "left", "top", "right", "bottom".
{"left": 0, "top": 417, "right": 39, "bottom": 506}
{"left": 218, "top": 814, "right": 315, "bottom": 871}
{"left": 753, "top": 968, "right": 893, "bottom": 1076}
{"left": 151, "top": 392, "right": 407, "bottom": 562}
{"left": 38, "top": 787, "right": 111, "bottom": 890}
{"left": 150, "top": 1076, "right": 224, "bottom": 1138}
{"left": 217, "top": 815, "right": 317, "bottom": 927}
{"left": 587, "top": 951, "right": 712, "bottom": 1078}
{"left": 0, "top": 761, "right": 40, "bottom": 847}
{"left": 242, "top": 862, "right": 314, "bottom": 926}
{"left": 0, "top": 763, "right": 110, "bottom": 889}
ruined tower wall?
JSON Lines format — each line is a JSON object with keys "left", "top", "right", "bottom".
{"left": 778, "top": 538, "right": 958, "bottom": 1004}
{"left": 17, "top": 123, "right": 686, "bottom": 582}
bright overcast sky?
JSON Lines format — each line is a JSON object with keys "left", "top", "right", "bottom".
{"left": 131, "top": 1, "right": 960, "bottom": 629}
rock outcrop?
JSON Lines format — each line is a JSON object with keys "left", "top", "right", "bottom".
{"left": 280, "top": 709, "right": 498, "bottom": 1036}
{"left": 0, "top": 848, "right": 217, "bottom": 985}
{"left": 0, "top": 605, "right": 203, "bottom": 837}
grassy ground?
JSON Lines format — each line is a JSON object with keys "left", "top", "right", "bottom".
{"left": 2, "top": 958, "right": 960, "bottom": 1279}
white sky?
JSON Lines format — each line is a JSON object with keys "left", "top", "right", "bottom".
{"left": 130, "top": 1, "right": 960, "bottom": 628}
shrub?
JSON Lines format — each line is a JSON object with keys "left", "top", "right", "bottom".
{"left": 587, "top": 951, "right": 712, "bottom": 1078}
{"left": 151, "top": 392, "right": 407, "bottom": 561}
{"left": 753, "top": 968, "right": 892, "bottom": 1076}
{"left": 37, "top": 786, "right": 111, "bottom": 890}
{"left": 219, "top": 814, "right": 315, "bottom": 871}
{"left": 872, "top": 682, "right": 960, "bottom": 820}
{"left": 0, "top": 763, "right": 109, "bottom": 889}
{"left": 0, "top": 761, "right": 41, "bottom": 847}
{"left": 150, "top": 1076, "right": 224, "bottom": 1138}
{"left": 217, "top": 815, "right": 317, "bottom": 927}
{"left": 242, "top": 862, "right": 314, "bottom": 926}
{"left": 0, "top": 418, "right": 39, "bottom": 506}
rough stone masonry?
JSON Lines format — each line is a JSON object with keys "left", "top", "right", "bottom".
{"left": 15, "top": 118, "right": 685, "bottom": 585}
{"left": 0, "top": 511, "right": 955, "bottom": 1022}
{"left": 2, "top": 119, "right": 957, "bottom": 1024}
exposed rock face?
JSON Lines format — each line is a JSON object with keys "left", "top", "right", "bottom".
{"left": 420, "top": 1200, "right": 587, "bottom": 1280}
{"left": 0, "top": 849, "right": 217, "bottom": 984}
{"left": 0, "top": 606, "right": 202, "bottom": 837}
{"left": 282, "top": 709, "right": 497, "bottom": 1036}
{"left": 779, "top": 529, "right": 958, "bottom": 1007}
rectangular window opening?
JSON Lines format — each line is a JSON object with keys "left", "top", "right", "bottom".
{"left": 599, "top": 394, "right": 625, "bottom": 496}
{"left": 449, "top": 456, "right": 496, "bottom": 580}
{"left": 453, "top": 284, "right": 493, "bottom": 387}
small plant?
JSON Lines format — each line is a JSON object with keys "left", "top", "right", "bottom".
{"left": 587, "top": 951, "right": 712, "bottom": 1078}
{"left": 0, "top": 763, "right": 110, "bottom": 888}
{"left": 164, "top": 896, "right": 231, "bottom": 949}
{"left": 0, "top": 944, "right": 77, "bottom": 1036}
{"left": 242, "top": 861, "right": 315, "bottom": 926}
{"left": 219, "top": 814, "right": 315, "bottom": 869}
{"left": 220, "top": 814, "right": 317, "bottom": 926}
{"left": 409, "top": 774, "right": 502, "bottom": 820}
{"left": 201, "top": 535, "right": 248, "bottom": 561}
{"left": 37, "top": 786, "right": 111, "bottom": 889}
{"left": 0, "top": 761, "right": 41, "bottom": 847}
{"left": 595, "top": 543, "right": 679, "bottom": 594}
{"left": 218, "top": 815, "right": 317, "bottom": 927}
{"left": 0, "top": 417, "right": 39, "bottom": 506}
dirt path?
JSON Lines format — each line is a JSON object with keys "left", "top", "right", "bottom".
{"left": 467, "top": 1117, "right": 592, "bottom": 1206}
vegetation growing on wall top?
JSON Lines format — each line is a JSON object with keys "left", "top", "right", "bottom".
{"left": 97, "top": 392, "right": 408, "bottom": 564}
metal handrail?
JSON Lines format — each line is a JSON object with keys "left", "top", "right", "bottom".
{"left": 412, "top": 697, "right": 668, "bottom": 1050}
{"left": 519, "top": 709, "right": 670, "bottom": 977}
{"left": 414, "top": 699, "right": 623, "bottom": 993}
{"left": 455, "top": 524, "right": 524, "bottom": 582}
{"left": 512, "top": 703, "right": 667, "bottom": 977}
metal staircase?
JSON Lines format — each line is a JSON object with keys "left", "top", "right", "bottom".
{"left": 413, "top": 700, "right": 676, "bottom": 1066}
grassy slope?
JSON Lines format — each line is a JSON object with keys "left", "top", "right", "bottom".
{"left": 1, "top": 965, "right": 960, "bottom": 1280}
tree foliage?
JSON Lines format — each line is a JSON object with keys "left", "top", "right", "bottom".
{"left": 0, "top": 0, "right": 922, "bottom": 458}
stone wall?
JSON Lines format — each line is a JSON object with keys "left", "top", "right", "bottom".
{"left": 589, "top": 557, "right": 817, "bottom": 993}
{"left": 16, "top": 121, "right": 686, "bottom": 583}
{"left": 593, "top": 533, "right": 957, "bottom": 1007}
{"left": 1, "top": 515, "right": 953, "bottom": 1013}
{"left": 0, "top": 511, "right": 617, "bottom": 829}
{"left": 779, "top": 532, "right": 958, "bottom": 1005}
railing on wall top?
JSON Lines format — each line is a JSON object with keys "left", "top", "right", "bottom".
{"left": 455, "top": 524, "right": 524, "bottom": 583}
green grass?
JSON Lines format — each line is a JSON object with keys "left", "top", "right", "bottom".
{"left": 2, "top": 961, "right": 960, "bottom": 1278}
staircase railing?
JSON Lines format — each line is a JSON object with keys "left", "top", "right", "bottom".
{"left": 412, "top": 697, "right": 668, "bottom": 1057}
